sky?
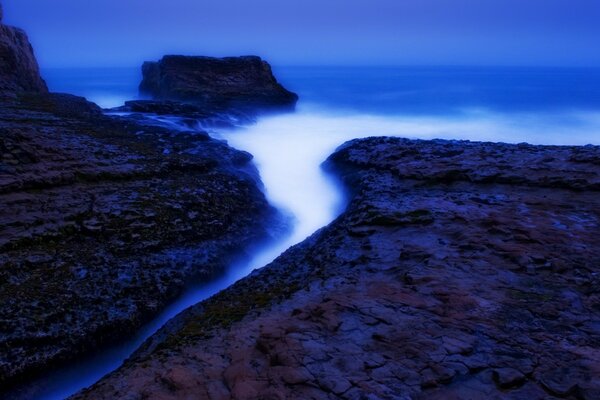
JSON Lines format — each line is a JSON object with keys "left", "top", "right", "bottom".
{"left": 3, "top": 0, "right": 600, "bottom": 68}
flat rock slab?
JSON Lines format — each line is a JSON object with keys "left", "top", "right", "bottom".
{"left": 74, "top": 137, "right": 600, "bottom": 399}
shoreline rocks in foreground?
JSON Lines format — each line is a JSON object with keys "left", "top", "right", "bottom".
{"left": 0, "top": 91, "right": 278, "bottom": 393}
{"left": 74, "top": 137, "right": 600, "bottom": 399}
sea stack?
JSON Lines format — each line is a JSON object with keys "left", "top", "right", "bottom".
{"left": 139, "top": 55, "right": 298, "bottom": 110}
{"left": 0, "top": 2, "right": 47, "bottom": 95}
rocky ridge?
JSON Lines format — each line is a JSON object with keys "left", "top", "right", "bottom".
{"left": 74, "top": 137, "right": 600, "bottom": 400}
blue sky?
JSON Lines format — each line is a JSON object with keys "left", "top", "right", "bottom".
{"left": 4, "top": 0, "right": 600, "bottom": 67}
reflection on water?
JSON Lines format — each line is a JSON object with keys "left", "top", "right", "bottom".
{"left": 43, "top": 67, "right": 141, "bottom": 108}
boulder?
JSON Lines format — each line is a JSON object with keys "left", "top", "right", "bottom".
{"left": 0, "top": 3, "right": 47, "bottom": 95}
{"left": 139, "top": 55, "right": 297, "bottom": 110}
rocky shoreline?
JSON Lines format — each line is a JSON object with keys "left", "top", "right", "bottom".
{"left": 0, "top": 90, "right": 282, "bottom": 392}
{"left": 0, "top": 7, "right": 286, "bottom": 394}
{"left": 2, "top": 2, "right": 600, "bottom": 399}
{"left": 73, "top": 137, "right": 600, "bottom": 399}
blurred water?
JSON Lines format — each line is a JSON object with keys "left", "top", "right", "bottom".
{"left": 275, "top": 66, "right": 600, "bottom": 116}
{"left": 43, "top": 66, "right": 600, "bottom": 115}
{"left": 20, "top": 66, "right": 600, "bottom": 399}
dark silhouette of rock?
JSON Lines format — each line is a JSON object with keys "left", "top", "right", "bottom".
{"left": 0, "top": 3, "right": 47, "bottom": 95}
{"left": 74, "top": 137, "right": 600, "bottom": 400}
{"left": 139, "top": 55, "right": 298, "bottom": 110}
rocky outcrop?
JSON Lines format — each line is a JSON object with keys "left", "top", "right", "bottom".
{"left": 0, "top": 4, "right": 47, "bottom": 95}
{"left": 74, "top": 137, "right": 600, "bottom": 399}
{"left": 0, "top": 6, "right": 281, "bottom": 394}
{"left": 138, "top": 55, "right": 298, "bottom": 110}
{"left": 0, "top": 90, "right": 279, "bottom": 395}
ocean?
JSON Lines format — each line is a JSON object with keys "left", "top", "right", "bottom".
{"left": 43, "top": 66, "right": 600, "bottom": 115}
{"left": 43, "top": 65, "right": 600, "bottom": 145}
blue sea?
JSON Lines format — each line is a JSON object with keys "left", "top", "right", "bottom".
{"left": 43, "top": 65, "right": 600, "bottom": 145}
{"left": 44, "top": 66, "right": 600, "bottom": 115}
{"left": 24, "top": 65, "right": 600, "bottom": 400}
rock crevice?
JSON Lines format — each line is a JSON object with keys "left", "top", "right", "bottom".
{"left": 73, "top": 137, "right": 600, "bottom": 400}
{"left": 0, "top": 5, "right": 279, "bottom": 394}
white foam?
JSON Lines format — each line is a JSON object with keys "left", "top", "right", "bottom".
{"left": 218, "top": 105, "right": 600, "bottom": 258}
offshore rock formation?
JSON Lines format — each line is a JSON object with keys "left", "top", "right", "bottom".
{"left": 138, "top": 55, "right": 298, "bottom": 110}
{"left": 75, "top": 138, "right": 600, "bottom": 399}
{"left": 0, "top": 5, "right": 47, "bottom": 95}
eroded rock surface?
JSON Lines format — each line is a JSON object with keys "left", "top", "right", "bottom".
{"left": 138, "top": 55, "right": 298, "bottom": 110}
{"left": 74, "top": 137, "right": 600, "bottom": 400}
{"left": 0, "top": 91, "right": 276, "bottom": 393}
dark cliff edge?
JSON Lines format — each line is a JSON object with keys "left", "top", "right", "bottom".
{"left": 74, "top": 137, "right": 600, "bottom": 399}
{"left": 135, "top": 55, "right": 298, "bottom": 112}
{"left": 0, "top": 5, "right": 280, "bottom": 395}
{"left": 0, "top": 4, "right": 47, "bottom": 95}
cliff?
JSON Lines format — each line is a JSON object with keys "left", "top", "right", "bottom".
{"left": 0, "top": 4, "right": 47, "bottom": 95}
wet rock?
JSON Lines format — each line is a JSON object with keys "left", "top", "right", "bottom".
{"left": 0, "top": 90, "right": 278, "bottom": 394}
{"left": 111, "top": 100, "right": 255, "bottom": 130}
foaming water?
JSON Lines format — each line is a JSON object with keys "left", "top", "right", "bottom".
{"left": 216, "top": 105, "right": 600, "bottom": 243}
